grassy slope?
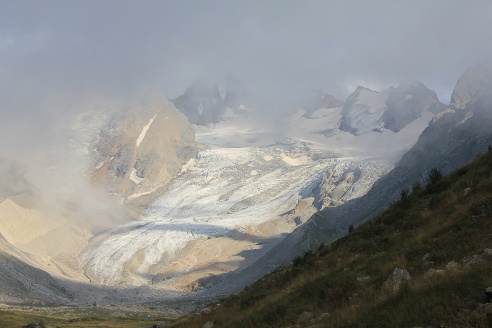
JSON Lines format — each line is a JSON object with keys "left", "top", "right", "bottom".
{"left": 0, "top": 307, "right": 176, "bottom": 328}
{"left": 178, "top": 147, "right": 492, "bottom": 328}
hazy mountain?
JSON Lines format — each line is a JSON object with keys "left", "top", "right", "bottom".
{"left": 172, "top": 80, "right": 236, "bottom": 126}
{"left": 2, "top": 62, "right": 491, "bottom": 309}
{"left": 252, "top": 60, "right": 492, "bottom": 277}
{"left": 90, "top": 90, "right": 198, "bottom": 204}
{"left": 340, "top": 82, "right": 445, "bottom": 135}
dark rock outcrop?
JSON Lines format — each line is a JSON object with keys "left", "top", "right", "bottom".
{"left": 173, "top": 80, "right": 236, "bottom": 126}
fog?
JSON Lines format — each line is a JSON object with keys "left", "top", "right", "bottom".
{"left": 2, "top": 1, "right": 492, "bottom": 112}
{"left": 1, "top": 1, "right": 492, "bottom": 229}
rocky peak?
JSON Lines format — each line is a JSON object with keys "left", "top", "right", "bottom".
{"left": 339, "top": 86, "right": 393, "bottom": 135}
{"left": 450, "top": 60, "right": 492, "bottom": 110}
{"left": 91, "top": 90, "right": 197, "bottom": 204}
{"left": 340, "top": 82, "right": 444, "bottom": 135}
{"left": 382, "top": 81, "right": 445, "bottom": 132}
{"left": 172, "top": 79, "right": 236, "bottom": 126}
{"left": 303, "top": 91, "right": 344, "bottom": 117}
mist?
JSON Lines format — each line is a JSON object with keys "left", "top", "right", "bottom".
{"left": 2, "top": 1, "right": 492, "bottom": 230}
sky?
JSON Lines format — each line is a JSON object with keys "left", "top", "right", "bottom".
{"left": 1, "top": 0, "right": 492, "bottom": 130}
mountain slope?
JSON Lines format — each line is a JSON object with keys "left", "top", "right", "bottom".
{"left": 259, "top": 60, "right": 492, "bottom": 272}
{"left": 91, "top": 90, "right": 197, "bottom": 204}
{"left": 178, "top": 142, "right": 492, "bottom": 328}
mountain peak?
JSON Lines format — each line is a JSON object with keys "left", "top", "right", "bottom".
{"left": 340, "top": 82, "right": 444, "bottom": 135}
{"left": 450, "top": 59, "right": 492, "bottom": 110}
{"left": 172, "top": 79, "right": 236, "bottom": 126}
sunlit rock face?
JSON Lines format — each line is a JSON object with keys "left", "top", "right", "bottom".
{"left": 91, "top": 90, "right": 198, "bottom": 203}
{"left": 450, "top": 60, "right": 492, "bottom": 110}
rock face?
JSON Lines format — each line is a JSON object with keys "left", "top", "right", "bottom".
{"left": 91, "top": 90, "right": 197, "bottom": 203}
{"left": 340, "top": 82, "right": 445, "bottom": 135}
{"left": 450, "top": 60, "right": 492, "bottom": 110}
{"left": 173, "top": 80, "right": 236, "bottom": 126}
{"left": 382, "top": 82, "right": 445, "bottom": 132}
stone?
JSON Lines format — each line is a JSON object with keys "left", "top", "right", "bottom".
{"left": 382, "top": 268, "right": 411, "bottom": 295}
{"left": 445, "top": 261, "right": 460, "bottom": 272}
{"left": 422, "top": 253, "right": 431, "bottom": 262}
{"left": 297, "top": 311, "right": 315, "bottom": 323}
{"left": 357, "top": 276, "right": 370, "bottom": 282}
{"left": 203, "top": 322, "right": 214, "bottom": 328}
{"left": 201, "top": 307, "right": 212, "bottom": 315}
{"left": 464, "top": 187, "right": 472, "bottom": 196}
{"left": 485, "top": 287, "right": 492, "bottom": 302}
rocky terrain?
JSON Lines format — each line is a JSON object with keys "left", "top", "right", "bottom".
{"left": 2, "top": 62, "right": 488, "bottom": 310}
{"left": 253, "top": 60, "right": 492, "bottom": 276}
{"left": 90, "top": 90, "right": 198, "bottom": 205}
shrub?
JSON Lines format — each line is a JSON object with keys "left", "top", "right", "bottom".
{"left": 412, "top": 181, "right": 423, "bottom": 193}
{"left": 427, "top": 168, "right": 442, "bottom": 186}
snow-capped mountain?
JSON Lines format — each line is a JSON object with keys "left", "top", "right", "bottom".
{"left": 340, "top": 82, "right": 445, "bottom": 135}
{"left": 0, "top": 69, "right": 469, "bottom": 306}
{"left": 249, "top": 60, "right": 492, "bottom": 285}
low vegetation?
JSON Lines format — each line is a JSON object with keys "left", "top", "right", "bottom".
{"left": 0, "top": 306, "right": 175, "bottom": 328}
{"left": 178, "top": 147, "right": 492, "bottom": 327}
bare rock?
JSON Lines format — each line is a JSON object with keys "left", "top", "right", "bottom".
{"left": 203, "top": 321, "right": 214, "bottom": 328}
{"left": 297, "top": 311, "right": 315, "bottom": 323}
{"left": 445, "top": 261, "right": 460, "bottom": 272}
{"left": 91, "top": 89, "right": 197, "bottom": 205}
{"left": 382, "top": 268, "right": 411, "bottom": 295}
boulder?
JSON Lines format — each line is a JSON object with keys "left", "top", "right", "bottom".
{"left": 297, "top": 311, "right": 315, "bottom": 323}
{"left": 203, "top": 322, "right": 214, "bottom": 328}
{"left": 382, "top": 268, "right": 411, "bottom": 295}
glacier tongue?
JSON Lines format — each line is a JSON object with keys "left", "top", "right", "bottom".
{"left": 82, "top": 142, "right": 390, "bottom": 287}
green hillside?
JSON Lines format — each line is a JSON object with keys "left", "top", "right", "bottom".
{"left": 179, "top": 146, "right": 492, "bottom": 328}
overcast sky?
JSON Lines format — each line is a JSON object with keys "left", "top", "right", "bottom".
{"left": 2, "top": 0, "right": 492, "bottom": 119}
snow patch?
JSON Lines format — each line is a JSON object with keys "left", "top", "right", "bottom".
{"left": 281, "top": 154, "right": 310, "bottom": 166}
{"left": 356, "top": 88, "right": 391, "bottom": 113}
{"left": 130, "top": 168, "right": 144, "bottom": 184}
{"left": 127, "top": 190, "right": 153, "bottom": 200}
{"left": 136, "top": 114, "right": 157, "bottom": 147}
